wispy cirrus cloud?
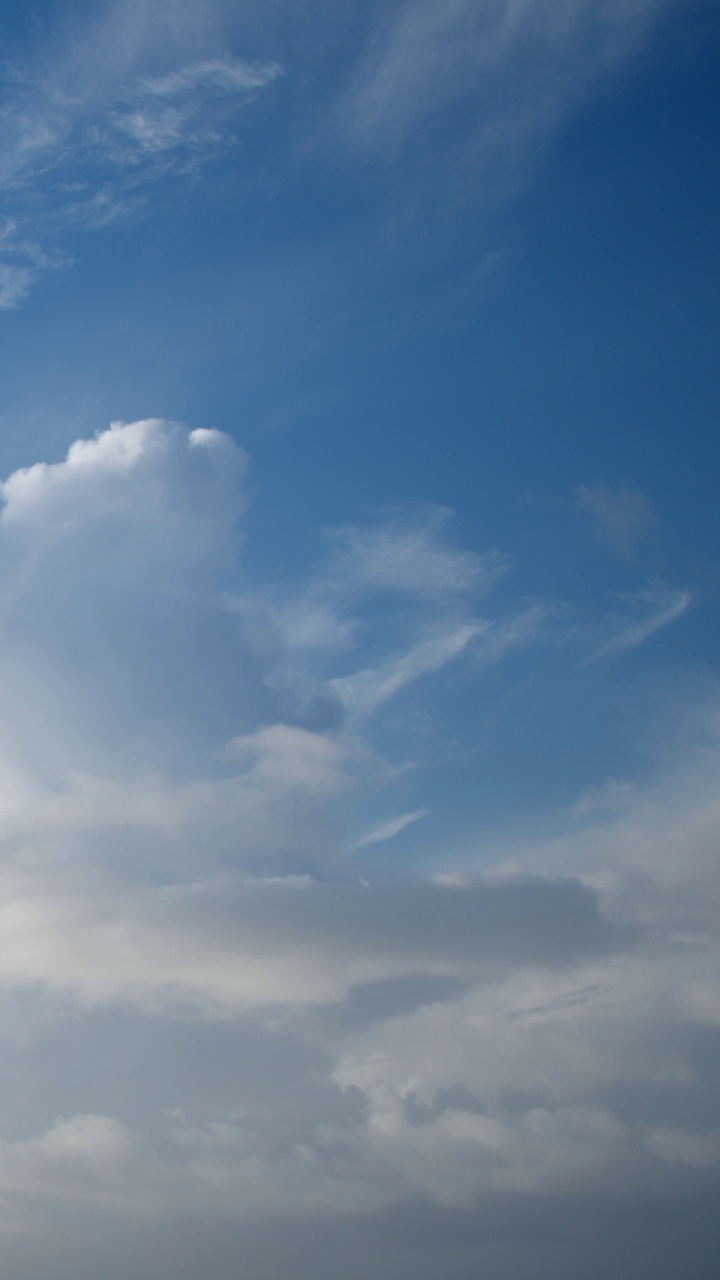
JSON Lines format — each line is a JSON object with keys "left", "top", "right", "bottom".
{"left": 86, "top": 54, "right": 282, "bottom": 171}
{"left": 0, "top": 0, "right": 698, "bottom": 307}
{"left": 228, "top": 506, "right": 536, "bottom": 728}
{"left": 0, "top": 44, "right": 282, "bottom": 306}
{"left": 231, "top": 493, "right": 692, "bottom": 730}
{"left": 585, "top": 582, "right": 691, "bottom": 662}
{"left": 339, "top": 0, "right": 687, "bottom": 197}
{"left": 329, "top": 622, "right": 487, "bottom": 720}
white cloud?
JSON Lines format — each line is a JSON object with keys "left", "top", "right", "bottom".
{"left": 339, "top": 0, "right": 687, "bottom": 198}
{"left": 329, "top": 623, "right": 485, "bottom": 719}
{"left": 326, "top": 507, "right": 506, "bottom": 600}
{"left": 0, "top": 30, "right": 283, "bottom": 306}
{"left": 0, "top": 418, "right": 243, "bottom": 532}
{"left": 0, "top": 260, "right": 37, "bottom": 310}
{"left": 351, "top": 807, "right": 427, "bottom": 849}
{"left": 92, "top": 53, "right": 282, "bottom": 167}
{"left": 0, "top": 0, "right": 695, "bottom": 307}
{"left": 586, "top": 583, "right": 691, "bottom": 662}
{"left": 142, "top": 57, "right": 282, "bottom": 98}
{"left": 0, "top": 415, "right": 716, "bottom": 1273}
{"left": 229, "top": 508, "right": 534, "bottom": 728}
{"left": 0, "top": 219, "right": 63, "bottom": 309}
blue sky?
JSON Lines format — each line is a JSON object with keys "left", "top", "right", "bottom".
{"left": 0, "top": 2, "right": 719, "bottom": 1276}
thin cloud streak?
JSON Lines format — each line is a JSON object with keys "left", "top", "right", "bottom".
{"left": 585, "top": 584, "right": 691, "bottom": 663}
{"left": 351, "top": 807, "right": 428, "bottom": 849}
{"left": 330, "top": 623, "right": 486, "bottom": 720}
{"left": 338, "top": 0, "right": 688, "bottom": 202}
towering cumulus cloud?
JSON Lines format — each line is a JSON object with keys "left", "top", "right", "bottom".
{"left": 0, "top": 418, "right": 717, "bottom": 1278}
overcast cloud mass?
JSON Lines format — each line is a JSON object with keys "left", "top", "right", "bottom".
{"left": 0, "top": 1, "right": 718, "bottom": 1277}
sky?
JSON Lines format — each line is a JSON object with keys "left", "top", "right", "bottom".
{"left": 0, "top": 1, "right": 719, "bottom": 1275}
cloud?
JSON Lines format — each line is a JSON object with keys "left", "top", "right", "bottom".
{"left": 0, "top": 29, "right": 282, "bottom": 305}
{"left": 574, "top": 777, "right": 636, "bottom": 816}
{"left": 329, "top": 623, "right": 485, "bottom": 719}
{"left": 0, "top": 864, "right": 620, "bottom": 1015}
{"left": 575, "top": 481, "right": 658, "bottom": 559}
{"left": 141, "top": 56, "right": 282, "bottom": 98}
{"left": 0, "top": 0, "right": 696, "bottom": 307}
{"left": 338, "top": 0, "right": 687, "bottom": 199}
{"left": 0, "top": 219, "right": 64, "bottom": 309}
{"left": 585, "top": 582, "right": 691, "bottom": 662}
{"left": 2, "top": 741, "right": 720, "bottom": 1247}
{"left": 229, "top": 507, "right": 526, "bottom": 726}
{"left": 0, "top": 260, "right": 39, "bottom": 311}
{"left": 0, "top": 417, "right": 244, "bottom": 535}
{"left": 0, "top": 415, "right": 717, "bottom": 1275}
{"left": 326, "top": 508, "right": 506, "bottom": 600}
{"left": 351, "top": 807, "right": 427, "bottom": 849}
{"left": 93, "top": 54, "right": 282, "bottom": 167}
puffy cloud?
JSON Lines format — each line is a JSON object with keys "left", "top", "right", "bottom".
{"left": 0, "top": 419, "right": 253, "bottom": 785}
{"left": 0, "top": 418, "right": 244, "bottom": 544}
